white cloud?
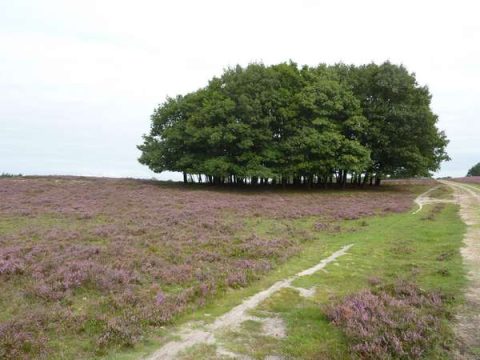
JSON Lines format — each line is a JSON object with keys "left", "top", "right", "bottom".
{"left": 1, "top": 0, "right": 479, "bottom": 178}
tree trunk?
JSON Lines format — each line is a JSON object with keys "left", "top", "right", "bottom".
{"left": 183, "top": 172, "right": 187, "bottom": 184}
{"left": 362, "top": 172, "right": 369, "bottom": 187}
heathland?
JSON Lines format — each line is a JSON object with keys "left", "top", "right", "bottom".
{"left": 0, "top": 176, "right": 474, "bottom": 359}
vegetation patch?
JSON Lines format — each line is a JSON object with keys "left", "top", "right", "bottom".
{"left": 326, "top": 281, "right": 447, "bottom": 359}
{"left": 0, "top": 176, "right": 422, "bottom": 359}
{"left": 466, "top": 163, "right": 480, "bottom": 177}
{"left": 232, "top": 202, "right": 465, "bottom": 359}
{"left": 139, "top": 62, "right": 448, "bottom": 187}
{"left": 454, "top": 176, "right": 480, "bottom": 185}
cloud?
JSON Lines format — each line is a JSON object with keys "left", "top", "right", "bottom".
{"left": 1, "top": 0, "right": 479, "bottom": 178}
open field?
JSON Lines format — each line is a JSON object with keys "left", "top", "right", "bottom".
{"left": 0, "top": 177, "right": 470, "bottom": 359}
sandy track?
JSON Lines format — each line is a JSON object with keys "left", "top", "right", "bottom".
{"left": 412, "top": 184, "right": 456, "bottom": 214}
{"left": 440, "top": 181, "right": 480, "bottom": 358}
{"left": 145, "top": 244, "right": 353, "bottom": 360}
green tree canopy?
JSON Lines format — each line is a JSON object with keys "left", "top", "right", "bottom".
{"left": 467, "top": 163, "right": 480, "bottom": 176}
{"left": 139, "top": 62, "right": 449, "bottom": 186}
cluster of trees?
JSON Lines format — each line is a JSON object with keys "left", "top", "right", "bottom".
{"left": 139, "top": 62, "right": 449, "bottom": 187}
{"left": 467, "top": 163, "right": 480, "bottom": 176}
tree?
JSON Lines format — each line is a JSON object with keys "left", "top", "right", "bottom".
{"left": 467, "top": 163, "right": 480, "bottom": 176}
{"left": 138, "top": 62, "right": 449, "bottom": 187}
{"left": 333, "top": 62, "right": 449, "bottom": 185}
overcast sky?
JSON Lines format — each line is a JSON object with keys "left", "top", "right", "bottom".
{"left": 1, "top": 0, "right": 478, "bottom": 179}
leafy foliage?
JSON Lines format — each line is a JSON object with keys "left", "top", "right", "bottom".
{"left": 466, "top": 162, "right": 480, "bottom": 176}
{"left": 139, "top": 62, "right": 448, "bottom": 186}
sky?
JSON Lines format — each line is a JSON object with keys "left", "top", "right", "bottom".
{"left": 0, "top": 0, "right": 478, "bottom": 180}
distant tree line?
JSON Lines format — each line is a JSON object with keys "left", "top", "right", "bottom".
{"left": 467, "top": 163, "right": 480, "bottom": 176}
{"left": 139, "top": 62, "right": 449, "bottom": 187}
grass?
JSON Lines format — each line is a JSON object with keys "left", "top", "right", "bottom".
{"left": 245, "top": 205, "right": 465, "bottom": 359}
{"left": 1, "top": 176, "right": 422, "bottom": 359}
{"left": 427, "top": 184, "right": 454, "bottom": 199}
{"left": 105, "top": 185, "right": 466, "bottom": 359}
{"left": 0, "top": 179, "right": 467, "bottom": 359}
{"left": 462, "top": 183, "right": 480, "bottom": 192}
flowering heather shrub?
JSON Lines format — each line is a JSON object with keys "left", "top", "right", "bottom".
{"left": 0, "top": 177, "right": 415, "bottom": 220}
{"left": 454, "top": 176, "right": 480, "bottom": 184}
{"left": 0, "top": 246, "right": 26, "bottom": 275}
{"left": 0, "top": 176, "right": 422, "bottom": 357}
{"left": 226, "top": 271, "right": 248, "bottom": 288}
{"left": 0, "top": 258, "right": 24, "bottom": 275}
{"left": 27, "top": 258, "right": 138, "bottom": 300}
{"left": 155, "top": 291, "right": 166, "bottom": 305}
{"left": 96, "top": 316, "right": 142, "bottom": 352}
{"left": 235, "top": 236, "right": 297, "bottom": 259}
{"left": 314, "top": 222, "right": 330, "bottom": 231}
{"left": 326, "top": 281, "right": 446, "bottom": 359}
{"left": 157, "top": 264, "right": 194, "bottom": 284}
{"left": 0, "top": 320, "right": 48, "bottom": 360}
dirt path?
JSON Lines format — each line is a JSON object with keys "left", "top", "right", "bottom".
{"left": 412, "top": 184, "right": 456, "bottom": 214}
{"left": 440, "top": 181, "right": 480, "bottom": 358}
{"left": 145, "top": 244, "right": 353, "bottom": 360}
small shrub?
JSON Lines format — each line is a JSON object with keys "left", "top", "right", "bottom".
{"left": 421, "top": 204, "right": 445, "bottom": 221}
{"left": 0, "top": 259, "right": 24, "bottom": 276}
{"left": 226, "top": 271, "right": 248, "bottom": 288}
{"left": 437, "top": 268, "right": 450, "bottom": 277}
{"left": 436, "top": 251, "right": 454, "bottom": 261}
{"left": 314, "top": 222, "right": 330, "bottom": 231}
{"left": 326, "top": 281, "right": 446, "bottom": 359}
{"left": 421, "top": 213, "right": 435, "bottom": 221}
{"left": 96, "top": 316, "right": 142, "bottom": 352}
{"left": 0, "top": 321, "right": 48, "bottom": 360}
{"left": 390, "top": 244, "right": 415, "bottom": 255}
{"left": 367, "top": 276, "right": 382, "bottom": 286}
